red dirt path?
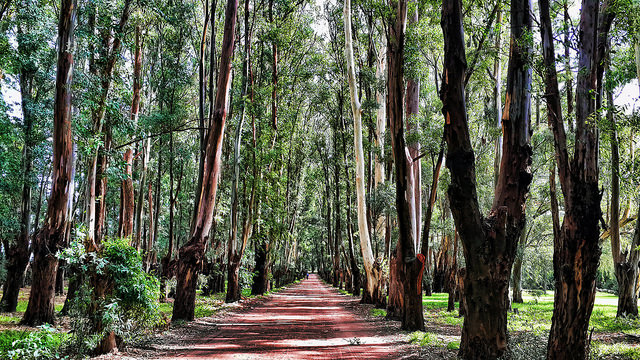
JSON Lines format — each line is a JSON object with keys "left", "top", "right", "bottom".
{"left": 147, "top": 274, "right": 406, "bottom": 359}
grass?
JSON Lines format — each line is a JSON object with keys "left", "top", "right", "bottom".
{"left": 591, "top": 342, "right": 640, "bottom": 360}
{"left": 417, "top": 290, "right": 640, "bottom": 358}
{"left": 423, "top": 290, "right": 640, "bottom": 334}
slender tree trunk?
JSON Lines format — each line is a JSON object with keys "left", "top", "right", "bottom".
{"left": 121, "top": 25, "right": 142, "bottom": 242}
{"left": 405, "top": 0, "right": 420, "bottom": 249}
{"left": 420, "top": 145, "right": 444, "bottom": 296}
{"left": 161, "top": 135, "right": 182, "bottom": 302}
{"left": 340, "top": 116, "right": 360, "bottom": 296}
{"left": 134, "top": 138, "right": 150, "bottom": 249}
{"left": 492, "top": 6, "right": 502, "bottom": 188}
{"left": 0, "top": 63, "right": 36, "bottom": 312}
{"left": 540, "top": 0, "right": 612, "bottom": 358}
{"left": 564, "top": 1, "right": 574, "bottom": 132}
{"left": 511, "top": 230, "right": 525, "bottom": 304}
{"left": 86, "top": 0, "right": 131, "bottom": 249}
{"left": 172, "top": 0, "right": 237, "bottom": 321}
{"left": 332, "top": 114, "right": 342, "bottom": 287}
{"left": 608, "top": 68, "right": 639, "bottom": 318}
{"left": 344, "top": 0, "right": 384, "bottom": 307}
{"left": 251, "top": 238, "right": 270, "bottom": 295}
{"left": 21, "top": 0, "right": 75, "bottom": 325}
{"left": 441, "top": 0, "right": 533, "bottom": 357}
{"left": 118, "top": 149, "right": 134, "bottom": 238}
{"left": 226, "top": 0, "right": 252, "bottom": 303}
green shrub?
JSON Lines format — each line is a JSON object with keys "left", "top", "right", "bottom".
{"left": 409, "top": 331, "right": 441, "bottom": 347}
{"left": 446, "top": 341, "right": 460, "bottom": 350}
{"left": 0, "top": 330, "right": 28, "bottom": 355}
{"left": 3, "top": 325, "right": 68, "bottom": 360}
{"left": 62, "top": 238, "right": 162, "bottom": 355}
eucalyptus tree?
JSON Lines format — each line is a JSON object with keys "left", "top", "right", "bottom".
{"left": 21, "top": 0, "right": 75, "bottom": 326}
{"left": 85, "top": 0, "right": 133, "bottom": 249}
{"left": 172, "top": 0, "right": 238, "bottom": 321}
{"left": 441, "top": 0, "right": 533, "bottom": 357}
{"left": 602, "top": 2, "right": 640, "bottom": 318}
{"left": 539, "top": 0, "right": 615, "bottom": 357}
{"left": 0, "top": 0, "right": 55, "bottom": 313}
{"left": 344, "top": 0, "right": 386, "bottom": 307}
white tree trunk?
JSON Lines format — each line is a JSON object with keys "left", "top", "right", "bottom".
{"left": 635, "top": 37, "right": 639, "bottom": 95}
{"left": 374, "top": 52, "right": 386, "bottom": 188}
{"left": 344, "top": 0, "right": 378, "bottom": 297}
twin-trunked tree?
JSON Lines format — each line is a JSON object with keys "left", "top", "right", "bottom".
{"left": 441, "top": 0, "right": 533, "bottom": 358}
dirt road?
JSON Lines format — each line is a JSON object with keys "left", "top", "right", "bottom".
{"left": 129, "top": 275, "right": 407, "bottom": 359}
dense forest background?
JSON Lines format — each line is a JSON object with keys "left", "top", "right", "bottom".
{"left": 0, "top": 0, "right": 639, "bottom": 358}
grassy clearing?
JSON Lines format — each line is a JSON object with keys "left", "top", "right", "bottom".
{"left": 417, "top": 291, "right": 640, "bottom": 359}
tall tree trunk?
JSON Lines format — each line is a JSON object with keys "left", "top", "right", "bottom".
{"left": 0, "top": 56, "right": 36, "bottom": 312}
{"left": 251, "top": 237, "right": 270, "bottom": 295}
{"left": 226, "top": 0, "right": 252, "bottom": 303}
{"left": 540, "top": 0, "right": 612, "bottom": 358}
{"left": 608, "top": 69, "right": 639, "bottom": 317}
{"left": 405, "top": 0, "right": 420, "bottom": 249}
{"left": 172, "top": 0, "right": 237, "bottom": 321}
{"left": 121, "top": 24, "right": 142, "bottom": 242}
{"left": 161, "top": 135, "right": 182, "bottom": 302}
{"left": 134, "top": 138, "right": 150, "bottom": 249}
{"left": 332, "top": 112, "right": 342, "bottom": 287}
{"left": 511, "top": 229, "right": 525, "bottom": 304}
{"left": 563, "top": 1, "right": 574, "bottom": 132}
{"left": 420, "top": 145, "right": 444, "bottom": 296}
{"left": 340, "top": 116, "right": 360, "bottom": 296}
{"left": 86, "top": 0, "right": 131, "bottom": 249}
{"left": 21, "top": 0, "right": 75, "bottom": 325}
{"left": 118, "top": 148, "right": 134, "bottom": 238}
{"left": 388, "top": 0, "right": 424, "bottom": 331}
{"left": 492, "top": 6, "right": 502, "bottom": 188}
{"left": 344, "top": 0, "right": 384, "bottom": 307}
{"left": 441, "top": 0, "right": 533, "bottom": 357}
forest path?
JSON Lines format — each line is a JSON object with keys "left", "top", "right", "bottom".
{"left": 129, "top": 274, "right": 408, "bottom": 359}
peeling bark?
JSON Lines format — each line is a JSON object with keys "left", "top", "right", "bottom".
{"left": 22, "top": 0, "right": 75, "bottom": 325}
{"left": 172, "top": 0, "right": 237, "bottom": 321}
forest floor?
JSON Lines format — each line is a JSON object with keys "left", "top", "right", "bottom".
{"left": 107, "top": 274, "right": 429, "bottom": 359}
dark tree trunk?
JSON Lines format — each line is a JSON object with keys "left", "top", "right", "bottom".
{"left": 172, "top": 0, "right": 237, "bottom": 321}
{"left": 55, "top": 262, "right": 65, "bottom": 295}
{"left": 0, "top": 248, "right": 29, "bottom": 312}
{"left": 539, "top": 0, "right": 611, "bottom": 358}
{"left": 333, "top": 116, "right": 342, "bottom": 288}
{"left": 251, "top": 239, "right": 270, "bottom": 295}
{"left": 388, "top": 0, "right": 424, "bottom": 331}
{"left": 511, "top": 253, "right": 523, "bottom": 304}
{"left": 441, "top": 0, "right": 533, "bottom": 358}
{"left": 226, "top": 0, "right": 252, "bottom": 304}
{"left": 22, "top": 0, "right": 75, "bottom": 325}
{"left": 420, "top": 145, "right": 444, "bottom": 296}
{"left": 339, "top": 116, "right": 360, "bottom": 297}
{"left": 615, "top": 261, "right": 639, "bottom": 317}
{"left": 0, "top": 35, "right": 37, "bottom": 313}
